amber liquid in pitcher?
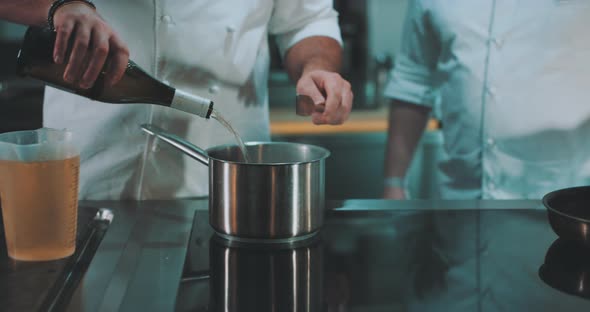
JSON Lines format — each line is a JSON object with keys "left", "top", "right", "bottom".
{"left": 0, "top": 156, "right": 79, "bottom": 261}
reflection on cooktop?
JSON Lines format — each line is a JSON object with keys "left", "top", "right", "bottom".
{"left": 0, "top": 206, "right": 110, "bottom": 312}
{"left": 540, "top": 239, "right": 590, "bottom": 300}
{"left": 209, "top": 235, "right": 323, "bottom": 311}
{"left": 176, "top": 208, "right": 590, "bottom": 312}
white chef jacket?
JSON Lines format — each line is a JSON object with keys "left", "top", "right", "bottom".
{"left": 43, "top": 0, "right": 342, "bottom": 200}
{"left": 385, "top": 0, "right": 590, "bottom": 200}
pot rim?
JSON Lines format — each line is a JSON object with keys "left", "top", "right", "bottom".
{"left": 206, "top": 141, "right": 331, "bottom": 166}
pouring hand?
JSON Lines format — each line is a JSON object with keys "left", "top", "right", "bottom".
{"left": 296, "top": 69, "right": 353, "bottom": 125}
{"left": 52, "top": 2, "right": 129, "bottom": 89}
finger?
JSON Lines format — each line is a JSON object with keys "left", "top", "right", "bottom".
{"left": 80, "top": 29, "right": 109, "bottom": 89}
{"left": 64, "top": 22, "right": 91, "bottom": 84}
{"left": 312, "top": 111, "right": 328, "bottom": 125}
{"left": 104, "top": 35, "right": 129, "bottom": 86}
{"left": 342, "top": 82, "right": 354, "bottom": 114}
{"left": 53, "top": 20, "right": 75, "bottom": 64}
{"left": 330, "top": 88, "right": 353, "bottom": 125}
{"left": 319, "top": 79, "right": 343, "bottom": 124}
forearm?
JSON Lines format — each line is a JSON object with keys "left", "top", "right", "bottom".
{"left": 284, "top": 36, "right": 342, "bottom": 81}
{"left": 0, "top": 0, "right": 53, "bottom": 26}
{"left": 384, "top": 99, "right": 431, "bottom": 179}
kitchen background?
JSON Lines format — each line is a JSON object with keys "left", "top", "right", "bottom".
{"left": 0, "top": 0, "right": 446, "bottom": 200}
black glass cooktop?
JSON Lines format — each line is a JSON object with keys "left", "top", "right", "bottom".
{"left": 177, "top": 203, "right": 590, "bottom": 312}
{"left": 0, "top": 206, "right": 111, "bottom": 312}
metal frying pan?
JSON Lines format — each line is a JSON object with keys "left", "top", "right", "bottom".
{"left": 542, "top": 186, "right": 590, "bottom": 246}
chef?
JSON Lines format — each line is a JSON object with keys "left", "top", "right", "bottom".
{"left": 2, "top": 0, "right": 353, "bottom": 200}
{"left": 381, "top": 1, "right": 590, "bottom": 311}
{"left": 383, "top": 0, "right": 590, "bottom": 200}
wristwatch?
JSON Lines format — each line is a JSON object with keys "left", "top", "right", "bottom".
{"left": 384, "top": 176, "right": 406, "bottom": 188}
{"left": 47, "top": 0, "right": 96, "bottom": 31}
{"left": 384, "top": 176, "right": 411, "bottom": 199}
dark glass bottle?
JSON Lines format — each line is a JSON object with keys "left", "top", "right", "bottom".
{"left": 16, "top": 26, "right": 213, "bottom": 118}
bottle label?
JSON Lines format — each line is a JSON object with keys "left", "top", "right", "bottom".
{"left": 171, "top": 89, "right": 214, "bottom": 118}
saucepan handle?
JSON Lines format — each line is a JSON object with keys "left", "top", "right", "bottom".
{"left": 140, "top": 124, "right": 209, "bottom": 166}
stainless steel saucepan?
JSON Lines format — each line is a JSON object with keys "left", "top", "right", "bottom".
{"left": 140, "top": 124, "right": 330, "bottom": 243}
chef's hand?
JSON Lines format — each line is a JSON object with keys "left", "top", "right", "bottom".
{"left": 52, "top": 2, "right": 129, "bottom": 89}
{"left": 296, "top": 70, "right": 353, "bottom": 125}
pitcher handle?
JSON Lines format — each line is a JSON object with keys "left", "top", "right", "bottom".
{"left": 140, "top": 124, "right": 209, "bottom": 166}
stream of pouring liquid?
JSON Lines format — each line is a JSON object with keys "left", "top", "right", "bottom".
{"left": 210, "top": 109, "right": 251, "bottom": 163}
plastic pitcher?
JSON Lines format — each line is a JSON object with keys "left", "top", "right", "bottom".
{"left": 0, "top": 128, "right": 79, "bottom": 261}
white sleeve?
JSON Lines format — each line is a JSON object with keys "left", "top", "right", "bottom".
{"left": 384, "top": 1, "right": 440, "bottom": 108}
{"left": 269, "top": 0, "right": 343, "bottom": 57}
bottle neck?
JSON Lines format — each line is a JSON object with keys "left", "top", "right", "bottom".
{"left": 170, "top": 89, "right": 214, "bottom": 119}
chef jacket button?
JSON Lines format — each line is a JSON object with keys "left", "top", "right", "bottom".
{"left": 208, "top": 84, "right": 220, "bottom": 94}
{"left": 226, "top": 25, "right": 236, "bottom": 33}
{"left": 486, "top": 138, "right": 495, "bottom": 147}
{"left": 487, "top": 86, "right": 497, "bottom": 97}
{"left": 489, "top": 181, "right": 496, "bottom": 190}
{"left": 151, "top": 141, "right": 160, "bottom": 153}
{"left": 493, "top": 37, "right": 504, "bottom": 49}
{"left": 161, "top": 15, "right": 172, "bottom": 24}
